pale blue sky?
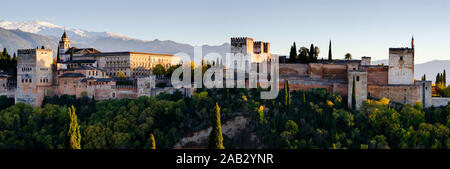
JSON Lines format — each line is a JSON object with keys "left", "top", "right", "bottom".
{"left": 2, "top": 0, "right": 450, "bottom": 63}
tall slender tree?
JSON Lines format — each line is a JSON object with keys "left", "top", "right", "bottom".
{"left": 421, "top": 74, "right": 426, "bottom": 81}
{"left": 436, "top": 73, "right": 441, "bottom": 85}
{"left": 328, "top": 40, "right": 332, "bottom": 60}
{"left": 2, "top": 48, "right": 8, "bottom": 59}
{"left": 57, "top": 46, "right": 61, "bottom": 62}
{"left": 70, "top": 49, "right": 74, "bottom": 61}
{"left": 284, "top": 79, "right": 291, "bottom": 113}
{"left": 67, "top": 105, "right": 81, "bottom": 149}
{"left": 443, "top": 70, "right": 446, "bottom": 86}
{"left": 149, "top": 133, "right": 156, "bottom": 149}
{"left": 208, "top": 103, "right": 224, "bottom": 149}
{"left": 289, "top": 42, "right": 298, "bottom": 62}
{"left": 309, "top": 44, "right": 315, "bottom": 62}
{"left": 302, "top": 90, "right": 306, "bottom": 104}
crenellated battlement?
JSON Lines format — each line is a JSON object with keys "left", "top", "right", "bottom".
{"left": 18, "top": 48, "right": 53, "bottom": 55}
{"left": 231, "top": 37, "right": 253, "bottom": 47}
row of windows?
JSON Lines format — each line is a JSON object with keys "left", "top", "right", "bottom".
{"left": 21, "top": 78, "right": 32, "bottom": 83}
{"left": 40, "top": 79, "right": 49, "bottom": 83}
{"left": 22, "top": 67, "right": 32, "bottom": 72}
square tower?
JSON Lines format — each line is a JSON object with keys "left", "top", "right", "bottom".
{"left": 388, "top": 48, "right": 414, "bottom": 85}
{"left": 15, "top": 48, "right": 54, "bottom": 106}
{"left": 231, "top": 37, "right": 254, "bottom": 55}
{"left": 348, "top": 70, "right": 368, "bottom": 110}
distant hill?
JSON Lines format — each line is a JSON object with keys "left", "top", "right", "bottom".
{"left": 372, "top": 59, "right": 449, "bottom": 84}
{"left": 415, "top": 60, "right": 449, "bottom": 84}
{"left": 0, "top": 27, "right": 58, "bottom": 52}
{"left": 0, "top": 20, "right": 230, "bottom": 57}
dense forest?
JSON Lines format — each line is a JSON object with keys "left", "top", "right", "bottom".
{"left": 0, "top": 86, "right": 449, "bottom": 149}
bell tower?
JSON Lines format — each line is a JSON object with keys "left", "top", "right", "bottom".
{"left": 59, "top": 30, "right": 70, "bottom": 54}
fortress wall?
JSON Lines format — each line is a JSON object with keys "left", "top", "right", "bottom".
{"left": 309, "top": 63, "right": 323, "bottom": 78}
{"left": 115, "top": 87, "right": 137, "bottom": 99}
{"left": 432, "top": 97, "right": 450, "bottom": 107}
{"left": 279, "top": 64, "right": 309, "bottom": 76}
{"left": 280, "top": 78, "right": 347, "bottom": 95}
{"left": 332, "top": 83, "right": 348, "bottom": 96}
{"left": 364, "top": 66, "right": 389, "bottom": 85}
{"left": 322, "top": 64, "right": 348, "bottom": 80}
{"left": 368, "top": 84, "right": 420, "bottom": 105}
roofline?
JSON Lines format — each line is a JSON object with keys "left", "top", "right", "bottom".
{"left": 83, "top": 51, "right": 173, "bottom": 57}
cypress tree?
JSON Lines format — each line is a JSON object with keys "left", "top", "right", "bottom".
{"left": 328, "top": 40, "right": 332, "bottom": 60}
{"left": 352, "top": 76, "right": 356, "bottom": 109}
{"left": 208, "top": 103, "right": 224, "bottom": 149}
{"left": 289, "top": 42, "right": 298, "bottom": 62}
{"left": 2, "top": 48, "right": 8, "bottom": 59}
{"left": 149, "top": 133, "right": 156, "bottom": 149}
{"left": 67, "top": 105, "right": 81, "bottom": 149}
{"left": 302, "top": 90, "right": 306, "bottom": 104}
{"left": 443, "top": 70, "right": 446, "bottom": 86}
{"left": 436, "top": 73, "right": 442, "bottom": 85}
{"left": 70, "top": 49, "right": 74, "bottom": 61}
{"left": 284, "top": 79, "right": 291, "bottom": 113}
{"left": 309, "top": 44, "right": 315, "bottom": 63}
{"left": 57, "top": 46, "right": 61, "bottom": 62}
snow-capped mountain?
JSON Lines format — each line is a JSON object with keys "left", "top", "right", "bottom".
{"left": 0, "top": 20, "right": 128, "bottom": 39}
{"left": 0, "top": 20, "right": 230, "bottom": 57}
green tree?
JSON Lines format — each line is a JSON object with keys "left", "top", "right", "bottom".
{"left": 284, "top": 79, "right": 291, "bottom": 113}
{"left": 328, "top": 40, "right": 332, "bottom": 60}
{"left": 67, "top": 105, "right": 81, "bottom": 149}
{"left": 70, "top": 49, "right": 74, "bottom": 61}
{"left": 299, "top": 47, "right": 309, "bottom": 63}
{"left": 289, "top": 42, "right": 298, "bottom": 62}
{"left": 149, "top": 133, "right": 156, "bottom": 149}
{"left": 165, "top": 64, "right": 181, "bottom": 78}
{"left": 443, "top": 70, "right": 447, "bottom": 86}
{"left": 56, "top": 46, "right": 61, "bottom": 62}
{"left": 2, "top": 48, "right": 8, "bottom": 59}
{"left": 115, "top": 71, "right": 127, "bottom": 79}
{"left": 153, "top": 64, "right": 166, "bottom": 78}
{"left": 208, "top": 103, "right": 224, "bottom": 149}
{"left": 345, "top": 53, "right": 352, "bottom": 60}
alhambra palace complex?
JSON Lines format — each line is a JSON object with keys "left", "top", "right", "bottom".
{"left": 1, "top": 33, "right": 448, "bottom": 109}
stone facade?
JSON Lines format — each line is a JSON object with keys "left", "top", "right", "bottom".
{"left": 15, "top": 49, "right": 54, "bottom": 106}
{"left": 231, "top": 37, "right": 271, "bottom": 63}
{"left": 9, "top": 32, "right": 183, "bottom": 107}
{"left": 73, "top": 52, "right": 180, "bottom": 77}
{"left": 348, "top": 71, "right": 368, "bottom": 110}
{"left": 278, "top": 38, "right": 434, "bottom": 108}
{"left": 388, "top": 48, "right": 414, "bottom": 85}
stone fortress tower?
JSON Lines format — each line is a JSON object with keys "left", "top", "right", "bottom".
{"left": 15, "top": 48, "right": 54, "bottom": 106}
{"left": 230, "top": 37, "right": 271, "bottom": 63}
{"left": 348, "top": 70, "right": 368, "bottom": 110}
{"left": 345, "top": 37, "right": 432, "bottom": 109}
{"left": 388, "top": 37, "right": 414, "bottom": 85}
